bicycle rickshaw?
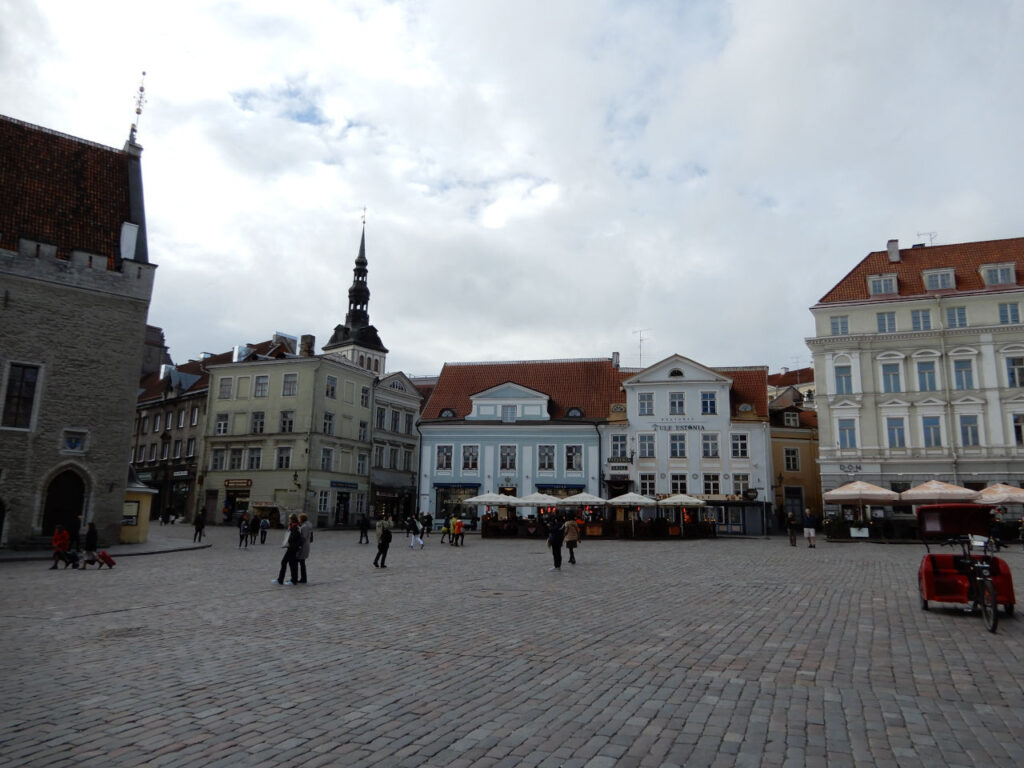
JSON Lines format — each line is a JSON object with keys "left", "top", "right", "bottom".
{"left": 917, "top": 503, "right": 1015, "bottom": 632}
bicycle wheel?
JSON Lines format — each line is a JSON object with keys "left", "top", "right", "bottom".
{"left": 980, "top": 579, "right": 998, "bottom": 633}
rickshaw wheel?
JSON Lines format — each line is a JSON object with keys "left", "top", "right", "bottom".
{"left": 980, "top": 580, "right": 998, "bottom": 633}
{"left": 918, "top": 575, "right": 929, "bottom": 611}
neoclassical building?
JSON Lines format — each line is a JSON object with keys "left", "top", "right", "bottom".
{"left": 809, "top": 236, "right": 1024, "bottom": 500}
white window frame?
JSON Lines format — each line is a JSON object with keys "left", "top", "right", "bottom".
{"left": 276, "top": 446, "right": 292, "bottom": 469}
{"left": 669, "top": 392, "right": 685, "bottom": 415}
{"left": 701, "top": 433, "right": 719, "bottom": 458}
{"left": 436, "top": 445, "right": 453, "bottom": 471}
{"left": 784, "top": 447, "right": 800, "bottom": 471}
{"left": 830, "top": 315, "right": 849, "bottom": 335}
{"left": 565, "top": 444, "right": 583, "bottom": 471}
{"left": 730, "top": 433, "right": 748, "bottom": 458}
{"left": 462, "top": 444, "right": 479, "bottom": 472}
{"left": 282, "top": 373, "right": 298, "bottom": 396}
{"left": 638, "top": 392, "right": 654, "bottom": 416}
{"left": 253, "top": 375, "right": 269, "bottom": 398}
{"left": 637, "top": 433, "right": 655, "bottom": 459}
{"left": 217, "top": 377, "right": 233, "bottom": 399}
{"left": 868, "top": 274, "right": 897, "bottom": 295}
{"left": 669, "top": 433, "right": 686, "bottom": 458}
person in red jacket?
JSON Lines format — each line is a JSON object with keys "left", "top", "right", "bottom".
{"left": 50, "top": 525, "right": 70, "bottom": 569}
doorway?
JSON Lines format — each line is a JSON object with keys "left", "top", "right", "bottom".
{"left": 41, "top": 469, "right": 86, "bottom": 536}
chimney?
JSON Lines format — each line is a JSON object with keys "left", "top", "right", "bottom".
{"left": 612, "top": 351, "right": 620, "bottom": 369}
{"left": 300, "top": 335, "right": 316, "bottom": 357}
{"left": 887, "top": 239, "right": 900, "bottom": 263}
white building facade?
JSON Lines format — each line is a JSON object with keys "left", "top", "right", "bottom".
{"left": 809, "top": 237, "right": 1024, "bottom": 500}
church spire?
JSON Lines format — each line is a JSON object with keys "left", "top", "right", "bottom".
{"left": 323, "top": 218, "right": 388, "bottom": 369}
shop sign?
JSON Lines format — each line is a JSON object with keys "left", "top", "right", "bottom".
{"left": 136, "top": 472, "right": 153, "bottom": 482}
{"left": 653, "top": 422, "right": 706, "bottom": 431}
{"left": 609, "top": 464, "right": 629, "bottom": 472}
{"left": 173, "top": 470, "right": 190, "bottom": 478}
{"left": 224, "top": 479, "right": 252, "bottom": 488}
{"left": 331, "top": 481, "right": 359, "bottom": 489}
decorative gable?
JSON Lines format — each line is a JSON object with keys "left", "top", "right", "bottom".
{"left": 622, "top": 354, "right": 729, "bottom": 386}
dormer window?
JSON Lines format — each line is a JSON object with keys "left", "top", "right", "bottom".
{"left": 439, "top": 408, "right": 456, "bottom": 418}
{"left": 868, "top": 274, "right": 897, "bottom": 295}
{"left": 501, "top": 405, "right": 516, "bottom": 423}
{"left": 668, "top": 369, "right": 684, "bottom": 377}
{"left": 566, "top": 407, "right": 583, "bottom": 418}
{"left": 982, "top": 263, "right": 1016, "bottom": 286}
{"left": 923, "top": 269, "right": 955, "bottom": 291}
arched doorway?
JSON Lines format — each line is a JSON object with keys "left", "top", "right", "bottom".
{"left": 41, "top": 469, "right": 86, "bottom": 536}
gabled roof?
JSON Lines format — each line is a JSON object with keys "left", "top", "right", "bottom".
{"left": 0, "top": 115, "right": 134, "bottom": 266}
{"left": 421, "top": 359, "right": 627, "bottom": 421}
{"left": 817, "top": 237, "right": 1024, "bottom": 305}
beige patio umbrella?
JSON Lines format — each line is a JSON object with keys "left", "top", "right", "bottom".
{"left": 823, "top": 480, "right": 899, "bottom": 523}
{"left": 978, "top": 483, "right": 1024, "bottom": 505}
{"left": 463, "top": 492, "right": 520, "bottom": 505}
{"left": 556, "top": 492, "right": 608, "bottom": 507}
{"left": 898, "top": 479, "right": 980, "bottom": 504}
{"left": 656, "top": 493, "right": 707, "bottom": 507}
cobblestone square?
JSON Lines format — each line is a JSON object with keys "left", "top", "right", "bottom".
{"left": 1, "top": 527, "right": 1022, "bottom": 767}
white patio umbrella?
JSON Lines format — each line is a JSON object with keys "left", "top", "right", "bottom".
{"left": 656, "top": 494, "right": 707, "bottom": 507}
{"left": 556, "top": 492, "right": 608, "bottom": 507}
{"left": 979, "top": 483, "right": 1024, "bottom": 505}
{"left": 822, "top": 480, "right": 899, "bottom": 505}
{"left": 823, "top": 480, "right": 899, "bottom": 524}
{"left": 462, "top": 492, "right": 519, "bottom": 505}
{"left": 899, "top": 480, "right": 981, "bottom": 504}
{"left": 508, "top": 492, "right": 563, "bottom": 507}
{"left": 607, "top": 492, "right": 657, "bottom": 506}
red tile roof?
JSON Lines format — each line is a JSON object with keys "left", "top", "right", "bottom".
{"left": 713, "top": 367, "right": 770, "bottom": 418}
{"left": 0, "top": 115, "right": 132, "bottom": 265}
{"left": 766, "top": 367, "right": 815, "bottom": 387}
{"left": 817, "top": 237, "right": 1024, "bottom": 304}
{"left": 421, "top": 359, "right": 627, "bottom": 420}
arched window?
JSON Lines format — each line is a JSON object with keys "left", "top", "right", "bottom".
{"left": 566, "top": 407, "right": 583, "bottom": 417}
{"left": 439, "top": 408, "right": 456, "bottom": 419}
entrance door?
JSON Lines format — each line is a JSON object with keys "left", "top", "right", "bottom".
{"left": 784, "top": 487, "right": 804, "bottom": 521}
{"left": 334, "top": 492, "right": 350, "bottom": 526}
{"left": 41, "top": 469, "right": 86, "bottom": 536}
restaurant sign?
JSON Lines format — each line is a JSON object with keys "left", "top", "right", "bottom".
{"left": 224, "top": 479, "right": 252, "bottom": 488}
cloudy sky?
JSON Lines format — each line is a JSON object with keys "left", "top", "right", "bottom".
{"left": 4, "top": 1, "right": 1023, "bottom": 376}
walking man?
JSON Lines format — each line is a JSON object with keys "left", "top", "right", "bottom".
{"left": 802, "top": 508, "right": 817, "bottom": 548}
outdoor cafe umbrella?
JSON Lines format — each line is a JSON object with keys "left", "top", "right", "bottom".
{"left": 508, "top": 492, "right": 563, "bottom": 509}
{"left": 607, "top": 492, "right": 657, "bottom": 532}
{"left": 463, "top": 492, "right": 520, "bottom": 505}
{"left": 823, "top": 480, "right": 899, "bottom": 523}
{"left": 556, "top": 492, "right": 608, "bottom": 507}
{"left": 656, "top": 493, "right": 706, "bottom": 507}
{"left": 898, "top": 480, "right": 980, "bottom": 504}
{"left": 978, "top": 483, "right": 1024, "bottom": 505}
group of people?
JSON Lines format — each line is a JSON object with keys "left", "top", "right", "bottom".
{"left": 272, "top": 513, "right": 314, "bottom": 585}
{"left": 237, "top": 513, "right": 271, "bottom": 548}
{"left": 786, "top": 508, "right": 818, "bottom": 548}
{"left": 49, "top": 521, "right": 112, "bottom": 569}
{"left": 546, "top": 514, "right": 581, "bottom": 570}
{"left": 440, "top": 516, "right": 466, "bottom": 546}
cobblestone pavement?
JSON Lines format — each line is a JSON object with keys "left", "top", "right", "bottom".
{"left": 1, "top": 526, "right": 1023, "bottom": 768}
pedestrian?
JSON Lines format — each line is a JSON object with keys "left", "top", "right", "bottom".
{"left": 49, "top": 524, "right": 71, "bottom": 569}
{"left": 439, "top": 519, "right": 450, "bottom": 544}
{"left": 193, "top": 507, "right": 206, "bottom": 543}
{"left": 358, "top": 514, "right": 370, "bottom": 544}
{"left": 449, "top": 515, "right": 459, "bottom": 546}
{"left": 249, "top": 515, "right": 260, "bottom": 546}
{"left": 373, "top": 515, "right": 393, "bottom": 568}
{"left": 409, "top": 515, "right": 424, "bottom": 549}
{"left": 802, "top": 508, "right": 817, "bottom": 548}
{"left": 80, "top": 522, "right": 100, "bottom": 569}
{"left": 563, "top": 516, "right": 580, "bottom": 564}
{"left": 423, "top": 513, "right": 432, "bottom": 537}
{"left": 454, "top": 517, "right": 465, "bottom": 547}
{"left": 297, "top": 513, "right": 313, "bottom": 583}
{"left": 786, "top": 511, "right": 799, "bottom": 547}
{"left": 259, "top": 516, "right": 270, "bottom": 544}
{"left": 273, "top": 514, "right": 302, "bottom": 585}
{"left": 238, "top": 513, "right": 250, "bottom": 548}
{"left": 547, "top": 515, "right": 564, "bottom": 570}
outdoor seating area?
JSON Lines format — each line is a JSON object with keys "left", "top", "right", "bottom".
{"left": 471, "top": 491, "right": 718, "bottom": 540}
{"left": 822, "top": 479, "right": 1024, "bottom": 542}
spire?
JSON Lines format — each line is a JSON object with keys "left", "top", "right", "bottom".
{"left": 323, "top": 218, "right": 388, "bottom": 358}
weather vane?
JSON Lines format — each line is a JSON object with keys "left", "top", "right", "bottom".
{"left": 130, "top": 71, "right": 147, "bottom": 142}
{"left": 362, "top": 206, "right": 367, "bottom": 225}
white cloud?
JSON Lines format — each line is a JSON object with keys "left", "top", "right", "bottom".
{"left": 6, "top": 0, "right": 1024, "bottom": 376}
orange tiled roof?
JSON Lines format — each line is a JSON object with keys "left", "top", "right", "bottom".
{"left": 421, "top": 359, "right": 626, "bottom": 420}
{"left": 713, "top": 367, "right": 769, "bottom": 418}
{"left": 766, "top": 367, "right": 814, "bottom": 387}
{"left": 818, "top": 237, "right": 1024, "bottom": 304}
{"left": 0, "top": 115, "right": 132, "bottom": 264}
{"left": 137, "top": 340, "right": 285, "bottom": 405}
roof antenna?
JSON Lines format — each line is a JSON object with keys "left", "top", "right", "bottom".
{"left": 916, "top": 231, "right": 937, "bottom": 246}
{"left": 130, "top": 71, "right": 147, "bottom": 143}
{"left": 632, "top": 328, "right": 651, "bottom": 367}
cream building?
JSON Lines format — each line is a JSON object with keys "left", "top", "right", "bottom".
{"left": 809, "top": 236, "right": 1024, "bottom": 504}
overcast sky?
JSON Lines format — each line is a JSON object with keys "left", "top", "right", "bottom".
{"left": 4, "top": 1, "right": 1023, "bottom": 377}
